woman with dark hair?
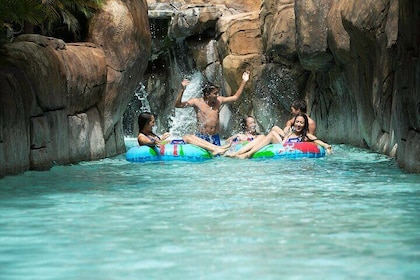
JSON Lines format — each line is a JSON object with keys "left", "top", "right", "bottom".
{"left": 137, "top": 112, "right": 170, "bottom": 147}
{"left": 271, "top": 99, "right": 316, "bottom": 137}
{"left": 282, "top": 112, "right": 310, "bottom": 143}
{"left": 227, "top": 113, "right": 331, "bottom": 159}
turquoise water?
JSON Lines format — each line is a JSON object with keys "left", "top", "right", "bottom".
{"left": 0, "top": 140, "right": 419, "bottom": 279}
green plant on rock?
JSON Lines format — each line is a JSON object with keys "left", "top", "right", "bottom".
{"left": 0, "top": 0, "right": 104, "bottom": 45}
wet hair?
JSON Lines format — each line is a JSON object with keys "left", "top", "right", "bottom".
{"left": 138, "top": 112, "right": 153, "bottom": 131}
{"left": 240, "top": 115, "right": 259, "bottom": 135}
{"left": 293, "top": 112, "right": 309, "bottom": 140}
{"left": 240, "top": 116, "right": 253, "bottom": 131}
{"left": 202, "top": 83, "right": 219, "bottom": 97}
{"left": 291, "top": 99, "right": 307, "bottom": 113}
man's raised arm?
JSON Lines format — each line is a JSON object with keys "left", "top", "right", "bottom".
{"left": 174, "top": 79, "right": 191, "bottom": 108}
{"left": 222, "top": 71, "right": 250, "bottom": 103}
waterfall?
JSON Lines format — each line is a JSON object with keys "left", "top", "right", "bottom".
{"left": 134, "top": 83, "right": 151, "bottom": 113}
{"left": 168, "top": 71, "right": 204, "bottom": 139}
{"left": 122, "top": 82, "right": 151, "bottom": 136}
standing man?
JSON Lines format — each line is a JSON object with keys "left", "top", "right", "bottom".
{"left": 174, "top": 71, "right": 250, "bottom": 153}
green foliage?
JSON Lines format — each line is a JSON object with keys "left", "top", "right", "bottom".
{"left": 0, "top": 0, "right": 104, "bottom": 44}
{"left": 0, "top": 0, "right": 44, "bottom": 26}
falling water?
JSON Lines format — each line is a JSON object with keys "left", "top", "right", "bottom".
{"left": 168, "top": 71, "right": 204, "bottom": 139}
{"left": 122, "top": 82, "right": 151, "bottom": 136}
{"left": 134, "top": 83, "right": 151, "bottom": 113}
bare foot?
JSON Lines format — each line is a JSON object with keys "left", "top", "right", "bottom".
{"left": 224, "top": 152, "right": 236, "bottom": 157}
{"left": 221, "top": 142, "right": 232, "bottom": 150}
{"left": 212, "top": 148, "right": 226, "bottom": 156}
{"left": 223, "top": 146, "right": 232, "bottom": 155}
{"left": 224, "top": 148, "right": 240, "bottom": 157}
{"left": 235, "top": 153, "right": 249, "bottom": 159}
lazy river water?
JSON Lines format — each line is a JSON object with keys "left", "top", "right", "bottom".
{"left": 0, "top": 139, "right": 419, "bottom": 279}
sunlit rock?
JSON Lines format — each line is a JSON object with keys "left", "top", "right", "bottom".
{"left": 143, "top": 0, "right": 419, "bottom": 173}
{"left": 0, "top": 0, "right": 150, "bottom": 176}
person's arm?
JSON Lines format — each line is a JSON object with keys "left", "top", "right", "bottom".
{"left": 281, "top": 128, "right": 294, "bottom": 144}
{"left": 283, "top": 118, "right": 293, "bottom": 134}
{"left": 226, "top": 134, "right": 240, "bottom": 143}
{"left": 271, "top": 125, "right": 286, "bottom": 138}
{"left": 306, "top": 133, "right": 332, "bottom": 154}
{"left": 174, "top": 79, "right": 192, "bottom": 108}
{"left": 220, "top": 71, "right": 250, "bottom": 103}
{"left": 137, "top": 134, "right": 156, "bottom": 147}
{"left": 138, "top": 132, "right": 171, "bottom": 148}
{"left": 161, "top": 132, "right": 170, "bottom": 141}
{"left": 159, "top": 132, "right": 171, "bottom": 145}
{"left": 226, "top": 133, "right": 249, "bottom": 143}
{"left": 308, "top": 120, "right": 316, "bottom": 135}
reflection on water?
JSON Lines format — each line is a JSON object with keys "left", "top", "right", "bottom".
{"left": 0, "top": 142, "right": 419, "bottom": 279}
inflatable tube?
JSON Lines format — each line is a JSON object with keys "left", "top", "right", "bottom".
{"left": 126, "top": 144, "right": 213, "bottom": 162}
{"left": 234, "top": 142, "right": 326, "bottom": 159}
{"left": 252, "top": 142, "right": 325, "bottom": 159}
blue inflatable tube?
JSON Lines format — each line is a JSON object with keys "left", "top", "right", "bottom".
{"left": 126, "top": 144, "right": 213, "bottom": 163}
{"left": 126, "top": 142, "right": 325, "bottom": 163}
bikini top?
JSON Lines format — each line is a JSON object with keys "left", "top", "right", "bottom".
{"left": 245, "top": 131, "right": 259, "bottom": 141}
{"left": 139, "top": 133, "right": 160, "bottom": 142}
{"left": 232, "top": 133, "right": 256, "bottom": 143}
{"left": 286, "top": 136, "right": 302, "bottom": 143}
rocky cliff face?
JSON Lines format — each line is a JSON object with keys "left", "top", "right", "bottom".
{"left": 0, "top": 0, "right": 150, "bottom": 176}
{"left": 140, "top": 0, "right": 419, "bottom": 172}
{"left": 0, "top": 0, "right": 418, "bottom": 175}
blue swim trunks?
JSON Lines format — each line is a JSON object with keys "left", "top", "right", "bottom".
{"left": 196, "top": 133, "right": 221, "bottom": 146}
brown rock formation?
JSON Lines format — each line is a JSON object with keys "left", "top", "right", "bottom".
{"left": 142, "top": 0, "right": 419, "bottom": 172}
{"left": 0, "top": 0, "right": 151, "bottom": 176}
{"left": 1, "top": 0, "right": 419, "bottom": 175}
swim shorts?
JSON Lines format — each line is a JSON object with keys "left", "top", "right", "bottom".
{"left": 195, "top": 133, "right": 221, "bottom": 146}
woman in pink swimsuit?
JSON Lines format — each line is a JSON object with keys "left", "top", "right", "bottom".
{"left": 226, "top": 116, "right": 263, "bottom": 144}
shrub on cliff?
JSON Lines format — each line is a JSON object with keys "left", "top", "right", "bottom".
{"left": 0, "top": 0, "right": 104, "bottom": 45}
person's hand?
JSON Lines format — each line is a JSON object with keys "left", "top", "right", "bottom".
{"left": 161, "top": 132, "right": 170, "bottom": 140}
{"left": 155, "top": 138, "right": 165, "bottom": 148}
{"left": 226, "top": 135, "right": 237, "bottom": 144}
{"left": 326, "top": 145, "right": 332, "bottom": 154}
{"left": 181, "top": 79, "right": 190, "bottom": 88}
{"left": 242, "top": 71, "right": 250, "bottom": 82}
{"left": 155, "top": 141, "right": 162, "bottom": 148}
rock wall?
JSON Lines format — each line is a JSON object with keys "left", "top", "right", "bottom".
{"left": 0, "top": 0, "right": 151, "bottom": 176}
{"left": 140, "top": 0, "right": 419, "bottom": 172}
{"left": 0, "top": 0, "right": 418, "bottom": 175}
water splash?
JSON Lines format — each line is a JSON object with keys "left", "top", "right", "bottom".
{"left": 169, "top": 71, "right": 204, "bottom": 139}
{"left": 122, "top": 82, "right": 151, "bottom": 136}
{"left": 134, "top": 83, "right": 151, "bottom": 113}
